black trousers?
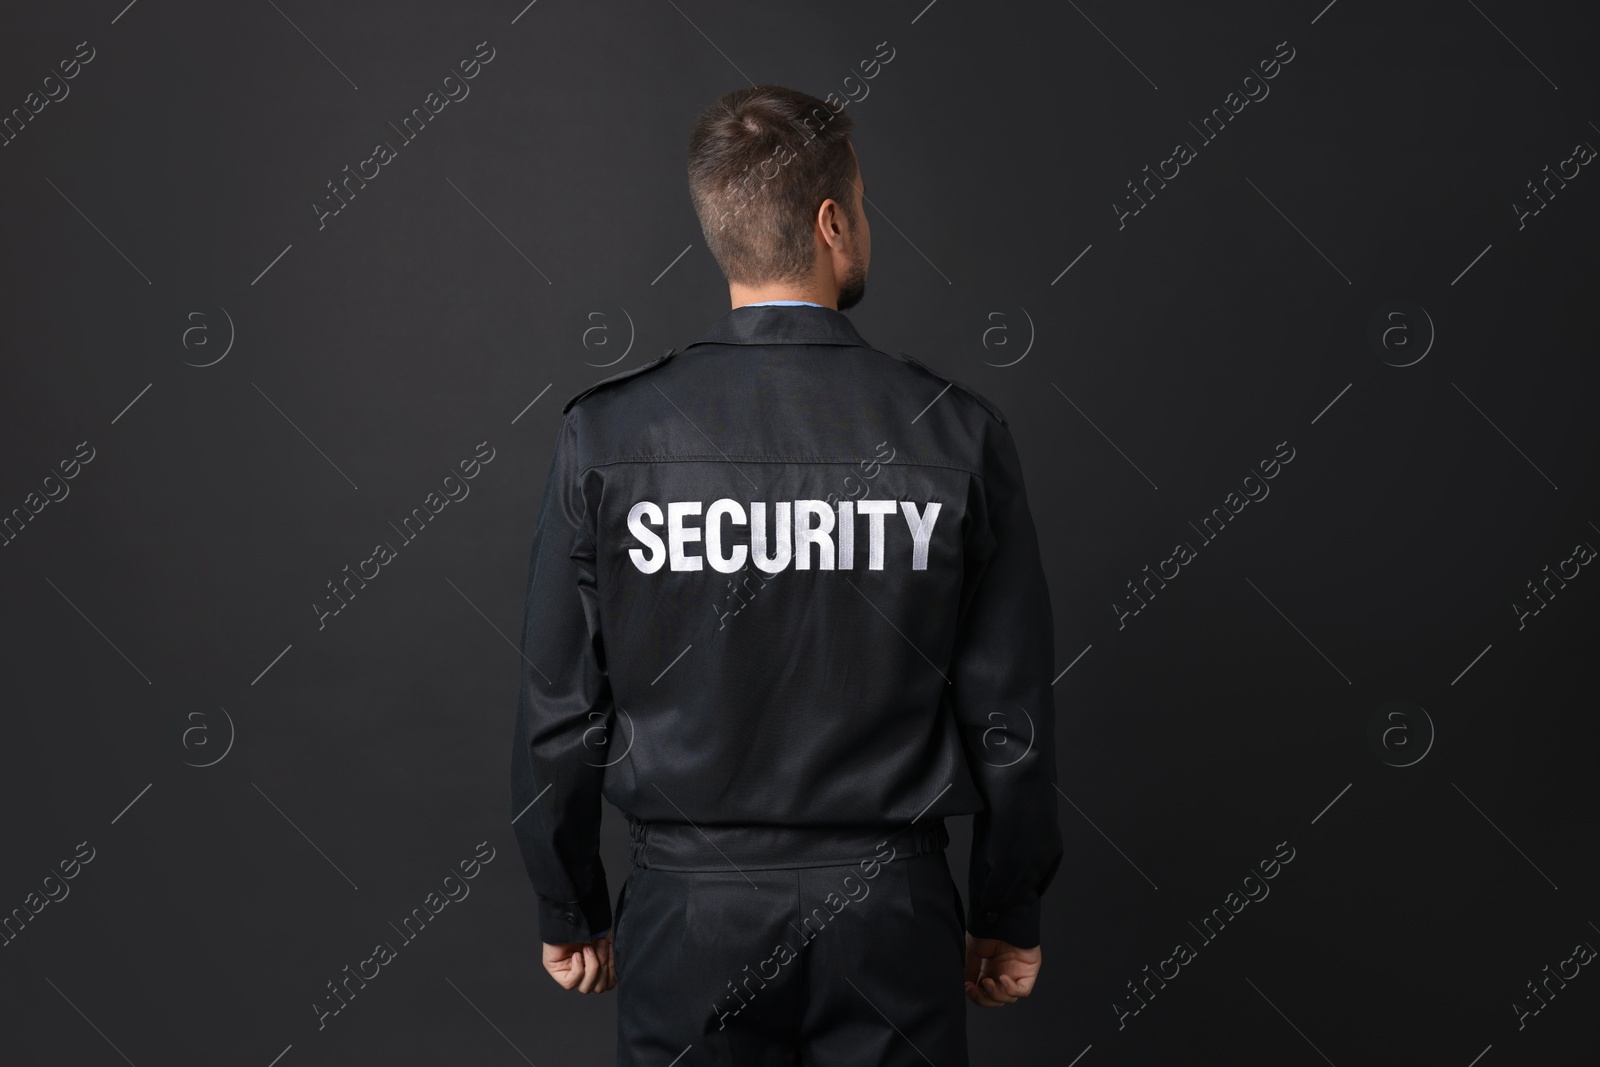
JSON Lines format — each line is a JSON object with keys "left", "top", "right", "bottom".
{"left": 614, "top": 818, "right": 969, "bottom": 1067}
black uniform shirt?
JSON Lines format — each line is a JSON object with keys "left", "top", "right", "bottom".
{"left": 510, "top": 303, "right": 1063, "bottom": 948}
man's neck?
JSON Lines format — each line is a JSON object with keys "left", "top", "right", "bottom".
{"left": 728, "top": 280, "right": 835, "bottom": 310}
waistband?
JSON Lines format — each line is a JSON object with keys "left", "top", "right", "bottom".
{"left": 627, "top": 817, "right": 948, "bottom": 872}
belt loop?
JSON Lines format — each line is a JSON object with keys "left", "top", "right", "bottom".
{"left": 628, "top": 816, "right": 649, "bottom": 868}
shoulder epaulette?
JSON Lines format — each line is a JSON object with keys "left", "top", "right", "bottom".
{"left": 894, "top": 351, "right": 1007, "bottom": 426}
{"left": 563, "top": 347, "right": 679, "bottom": 413}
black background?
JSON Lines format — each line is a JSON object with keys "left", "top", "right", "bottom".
{"left": 2, "top": 1, "right": 1597, "bottom": 1064}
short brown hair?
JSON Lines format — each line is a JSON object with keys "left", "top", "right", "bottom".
{"left": 687, "top": 85, "right": 858, "bottom": 285}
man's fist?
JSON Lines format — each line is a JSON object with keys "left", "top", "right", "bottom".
{"left": 542, "top": 932, "right": 616, "bottom": 994}
{"left": 963, "top": 933, "right": 1041, "bottom": 1007}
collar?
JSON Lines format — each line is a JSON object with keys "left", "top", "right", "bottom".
{"left": 686, "top": 303, "right": 873, "bottom": 349}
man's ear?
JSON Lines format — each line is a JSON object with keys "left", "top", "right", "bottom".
{"left": 816, "top": 198, "right": 843, "bottom": 245}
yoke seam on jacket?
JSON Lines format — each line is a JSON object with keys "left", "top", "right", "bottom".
{"left": 580, "top": 455, "right": 985, "bottom": 480}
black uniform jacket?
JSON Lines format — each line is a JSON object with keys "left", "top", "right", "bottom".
{"left": 510, "top": 303, "right": 1063, "bottom": 949}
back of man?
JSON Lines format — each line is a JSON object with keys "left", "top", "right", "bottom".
{"left": 510, "top": 85, "right": 1062, "bottom": 1067}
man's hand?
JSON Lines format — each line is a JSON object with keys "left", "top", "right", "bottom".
{"left": 963, "top": 933, "right": 1041, "bottom": 1007}
{"left": 542, "top": 932, "right": 616, "bottom": 993}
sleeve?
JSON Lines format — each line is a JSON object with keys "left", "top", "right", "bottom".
{"left": 509, "top": 410, "right": 614, "bottom": 945}
{"left": 947, "top": 418, "right": 1064, "bottom": 949}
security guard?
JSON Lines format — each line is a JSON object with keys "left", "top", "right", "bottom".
{"left": 510, "top": 84, "right": 1062, "bottom": 1066}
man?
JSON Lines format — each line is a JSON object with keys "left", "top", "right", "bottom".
{"left": 510, "top": 84, "right": 1062, "bottom": 1065}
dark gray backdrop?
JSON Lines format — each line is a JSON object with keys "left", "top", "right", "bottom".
{"left": 2, "top": 0, "right": 1596, "bottom": 1064}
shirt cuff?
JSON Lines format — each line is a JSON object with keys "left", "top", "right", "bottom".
{"left": 537, "top": 882, "right": 613, "bottom": 945}
{"left": 968, "top": 898, "right": 1041, "bottom": 949}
